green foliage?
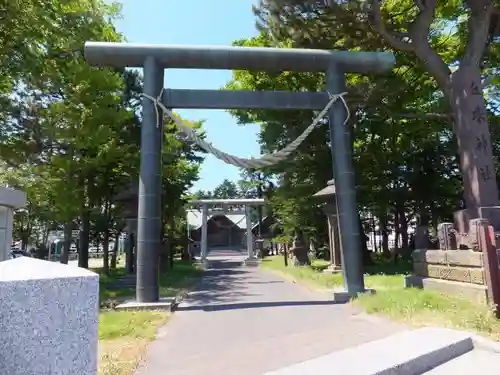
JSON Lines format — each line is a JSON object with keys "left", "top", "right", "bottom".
{"left": 225, "top": 1, "right": 500, "bottom": 251}
{"left": 212, "top": 179, "right": 240, "bottom": 199}
{"left": 0, "top": 1, "right": 203, "bottom": 262}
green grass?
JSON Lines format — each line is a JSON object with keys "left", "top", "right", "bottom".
{"left": 97, "top": 260, "right": 203, "bottom": 307}
{"left": 262, "top": 255, "right": 500, "bottom": 341}
{"left": 98, "top": 310, "right": 168, "bottom": 375}
{"left": 96, "top": 259, "right": 203, "bottom": 375}
{"left": 262, "top": 256, "right": 408, "bottom": 291}
{"left": 99, "top": 311, "right": 168, "bottom": 341}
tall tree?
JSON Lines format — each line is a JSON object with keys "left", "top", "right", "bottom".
{"left": 254, "top": 0, "right": 500, "bottom": 213}
{"left": 212, "top": 179, "right": 240, "bottom": 199}
{"left": 0, "top": 0, "right": 204, "bottom": 268}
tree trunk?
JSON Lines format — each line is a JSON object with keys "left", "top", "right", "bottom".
{"left": 359, "top": 216, "right": 373, "bottom": 266}
{"left": 78, "top": 211, "right": 90, "bottom": 269}
{"left": 102, "top": 199, "right": 112, "bottom": 275}
{"left": 60, "top": 222, "right": 72, "bottom": 264}
{"left": 181, "top": 234, "right": 191, "bottom": 261}
{"left": 102, "top": 227, "right": 109, "bottom": 275}
{"left": 283, "top": 243, "right": 288, "bottom": 267}
{"left": 394, "top": 210, "right": 401, "bottom": 249}
{"left": 395, "top": 202, "right": 409, "bottom": 250}
{"left": 110, "top": 235, "right": 118, "bottom": 269}
{"left": 126, "top": 232, "right": 134, "bottom": 274}
{"left": 20, "top": 213, "right": 30, "bottom": 251}
{"left": 169, "top": 242, "right": 174, "bottom": 268}
{"left": 379, "top": 214, "right": 390, "bottom": 255}
{"left": 42, "top": 227, "right": 49, "bottom": 248}
{"left": 159, "top": 241, "right": 171, "bottom": 272}
{"left": 400, "top": 217, "right": 409, "bottom": 250}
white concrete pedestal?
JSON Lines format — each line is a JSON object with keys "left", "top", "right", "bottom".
{"left": 0, "top": 187, "right": 27, "bottom": 261}
{"left": 242, "top": 257, "right": 260, "bottom": 267}
{"left": 195, "top": 258, "right": 210, "bottom": 269}
{"left": 323, "top": 264, "right": 342, "bottom": 274}
{"left": 332, "top": 287, "right": 376, "bottom": 303}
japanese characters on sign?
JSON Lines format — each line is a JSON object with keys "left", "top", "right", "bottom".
{"left": 475, "top": 133, "right": 488, "bottom": 155}
{"left": 479, "top": 165, "right": 492, "bottom": 181}
{"left": 470, "top": 81, "right": 482, "bottom": 96}
{"left": 472, "top": 104, "right": 486, "bottom": 124}
{"left": 469, "top": 79, "right": 494, "bottom": 183}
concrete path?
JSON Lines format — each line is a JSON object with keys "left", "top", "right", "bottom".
{"left": 134, "top": 251, "right": 407, "bottom": 375}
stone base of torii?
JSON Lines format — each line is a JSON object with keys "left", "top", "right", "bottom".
{"left": 189, "top": 198, "right": 265, "bottom": 268}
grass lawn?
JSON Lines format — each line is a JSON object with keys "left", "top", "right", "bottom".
{"left": 95, "top": 259, "right": 203, "bottom": 375}
{"left": 98, "top": 260, "right": 203, "bottom": 306}
{"left": 262, "top": 255, "right": 500, "bottom": 341}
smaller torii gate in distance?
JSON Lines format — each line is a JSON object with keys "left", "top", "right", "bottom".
{"left": 84, "top": 41, "right": 395, "bottom": 305}
{"left": 188, "top": 198, "right": 265, "bottom": 266}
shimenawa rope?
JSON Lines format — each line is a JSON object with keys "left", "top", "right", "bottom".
{"left": 141, "top": 88, "right": 350, "bottom": 169}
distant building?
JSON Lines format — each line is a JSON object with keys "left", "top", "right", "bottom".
{"left": 251, "top": 215, "right": 279, "bottom": 238}
{"left": 186, "top": 209, "right": 247, "bottom": 249}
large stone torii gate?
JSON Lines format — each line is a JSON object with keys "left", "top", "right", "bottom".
{"left": 84, "top": 42, "right": 395, "bottom": 304}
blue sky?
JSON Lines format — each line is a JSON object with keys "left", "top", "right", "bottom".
{"left": 112, "top": 0, "right": 260, "bottom": 192}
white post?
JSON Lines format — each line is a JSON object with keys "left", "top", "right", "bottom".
{"left": 0, "top": 187, "right": 27, "bottom": 262}
{"left": 200, "top": 204, "right": 208, "bottom": 261}
{"left": 245, "top": 205, "right": 254, "bottom": 260}
{"left": 0, "top": 206, "right": 14, "bottom": 262}
{"left": 48, "top": 243, "right": 53, "bottom": 262}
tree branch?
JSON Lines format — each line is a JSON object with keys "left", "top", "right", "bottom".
{"left": 370, "top": 0, "right": 414, "bottom": 52}
{"left": 462, "top": 1, "right": 494, "bottom": 67}
{"left": 389, "top": 112, "right": 452, "bottom": 120}
{"left": 408, "top": 0, "right": 452, "bottom": 93}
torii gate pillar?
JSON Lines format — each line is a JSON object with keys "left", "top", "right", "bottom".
{"left": 200, "top": 204, "right": 209, "bottom": 263}
{"left": 244, "top": 205, "right": 258, "bottom": 266}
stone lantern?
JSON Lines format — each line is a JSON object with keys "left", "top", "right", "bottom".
{"left": 313, "top": 179, "right": 342, "bottom": 273}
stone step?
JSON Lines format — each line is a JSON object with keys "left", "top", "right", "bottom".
{"left": 422, "top": 349, "right": 500, "bottom": 374}
{"left": 262, "top": 327, "right": 474, "bottom": 375}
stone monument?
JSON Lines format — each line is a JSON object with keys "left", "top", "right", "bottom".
{"left": 0, "top": 257, "right": 99, "bottom": 375}
{"left": 452, "top": 66, "right": 500, "bottom": 233}
{"left": 0, "top": 186, "right": 27, "bottom": 261}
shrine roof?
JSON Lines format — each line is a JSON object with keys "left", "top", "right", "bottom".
{"left": 186, "top": 209, "right": 247, "bottom": 230}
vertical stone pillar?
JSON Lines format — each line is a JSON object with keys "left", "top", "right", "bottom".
{"left": 245, "top": 205, "right": 254, "bottom": 259}
{"left": 0, "top": 187, "right": 27, "bottom": 262}
{"left": 326, "top": 67, "right": 365, "bottom": 295}
{"left": 243, "top": 205, "right": 258, "bottom": 266}
{"left": 136, "top": 56, "right": 164, "bottom": 303}
{"left": 200, "top": 204, "right": 208, "bottom": 261}
{"left": 452, "top": 66, "right": 500, "bottom": 233}
{"left": 437, "top": 222, "right": 456, "bottom": 250}
{"left": 322, "top": 203, "right": 342, "bottom": 272}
